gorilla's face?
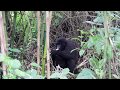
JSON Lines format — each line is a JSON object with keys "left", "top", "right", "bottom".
{"left": 56, "top": 38, "right": 67, "bottom": 51}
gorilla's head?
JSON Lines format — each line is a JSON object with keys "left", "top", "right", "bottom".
{"left": 56, "top": 37, "right": 67, "bottom": 51}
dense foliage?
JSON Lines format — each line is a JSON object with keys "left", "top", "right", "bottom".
{"left": 0, "top": 11, "right": 120, "bottom": 79}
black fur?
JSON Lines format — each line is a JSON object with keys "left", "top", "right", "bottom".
{"left": 51, "top": 37, "right": 79, "bottom": 74}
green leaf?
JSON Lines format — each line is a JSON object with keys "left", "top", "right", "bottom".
{"left": 87, "top": 37, "right": 94, "bottom": 48}
{"left": 97, "top": 28, "right": 105, "bottom": 39}
{"left": 89, "top": 57, "right": 99, "bottom": 69}
{"left": 79, "top": 49, "right": 85, "bottom": 57}
{"left": 50, "top": 72, "right": 68, "bottom": 79}
{"left": 116, "top": 43, "right": 120, "bottom": 49}
{"left": 6, "top": 59, "right": 21, "bottom": 69}
{"left": 50, "top": 68, "right": 69, "bottom": 79}
{"left": 95, "top": 69, "right": 104, "bottom": 79}
{"left": 76, "top": 68, "right": 95, "bottom": 79}
{"left": 98, "top": 59, "right": 104, "bottom": 69}
{"left": 15, "top": 69, "right": 32, "bottom": 79}
{"left": 15, "top": 69, "right": 27, "bottom": 77}
{"left": 93, "top": 16, "right": 104, "bottom": 24}
{"left": 92, "top": 35, "right": 101, "bottom": 44}
{"left": 90, "top": 28, "right": 96, "bottom": 33}
{"left": 8, "top": 48, "right": 21, "bottom": 53}
{"left": 0, "top": 54, "right": 6, "bottom": 62}
{"left": 95, "top": 41, "right": 103, "bottom": 55}
{"left": 50, "top": 72, "right": 61, "bottom": 79}
{"left": 56, "top": 12, "right": 63, "bottom": 18}
{"left": 30, "top": 62, "right": 40, "bottom": 68}
{"left": 107, "top": 45, "right": 113, "bottom": 60}
{"left": 26, "top": 69, "right": 37, "bottom": 77}
{"left": 61, "top": 68, "right": 70, "bottom": 75}
{"left": 3, "top": 73, "right": 17, "bottom": 79}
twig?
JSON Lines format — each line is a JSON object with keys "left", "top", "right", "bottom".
{"left": 76, "top": 60, "right": 88, "bottom": 69}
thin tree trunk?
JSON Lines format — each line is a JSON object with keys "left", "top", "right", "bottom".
{"left": 36, "top": 11, "right": 41, "bottom": 74}
{"left": 0, "top": 11, "right": 8, "bottom": 76}
{"left": 11, "top": 11, "right": 17, "bottom": 49}
{"left": 103, "top": 11, "right": 112, "bottom": 79}
{"left": 46, "top": 11, "right": 52, "bottom": 79}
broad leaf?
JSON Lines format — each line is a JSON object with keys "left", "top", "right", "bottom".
{"left": 15, "top": 69, "right": 27, "bottom": 77}
{"left": 15, "top": 69, "right": 32, "bottom": 79}
{"left": 26, "top": 69, "right": 37, "bottom": 77}
{"left": 98, "top": 59, "right": 105, "bottom": 69}
{"left": 61, "top": 68, "right": 70, "bottom": 75}
{"left": 95, "top": 69, "right": 104, "bottom": 79}
{"left": 6, "top": 59, "right": 21, "bottom": 69}
{"left": 50, "top": 72, "right": 62, "bottom": 79}
{"left": 50, "top": 68, "right": 69, "bottom": 79}
{"left": 8, "top": 48, "right": 21, "bottom": 53}
{"left": 89, "top": 57, "right": 99, "bottom": 69}
{"left": 87, "top": 37, "right": 94, "bottom": 48}
{"left": 76, "top": 68, "right": 95, "bottom": 79}
{"left": 93, "top": 16, "right": 103, "bottom": 24}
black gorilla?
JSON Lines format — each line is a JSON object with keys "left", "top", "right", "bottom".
{"left": 51, "top": 37, "right": 79, "bottom": 74}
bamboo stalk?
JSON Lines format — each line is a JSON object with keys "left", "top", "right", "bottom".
{"left": 41, "top": 40, "right": 47, "bottom": 76}
{"left": 46, "top": 11, "right": 52, "bottom": 79}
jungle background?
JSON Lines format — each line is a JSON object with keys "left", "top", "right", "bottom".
{"left": 0, "top": 11, "right": 120, "bottom": 79}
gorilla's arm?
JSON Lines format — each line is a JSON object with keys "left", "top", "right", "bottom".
{"left": 56, "top": 50, "right": 74, "bottom": 59}
{"left": 51, "top": 50, "right": 57, "bottom": 60}
{"left": 51, "top": 49, "right": 73, "bottom": 59}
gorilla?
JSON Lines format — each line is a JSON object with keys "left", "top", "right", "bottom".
{"left": 51, "top": 37, "right": 80, "bottom": 74}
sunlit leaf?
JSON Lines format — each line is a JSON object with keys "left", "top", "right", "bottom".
{"left": 15, "top": 69, "right": 27, "bottom": 77}
{"left": 50, "top": 72, "right": 61, "bottom": 79}
{"left": 79, "top": 49, "right": 85, "bottom": 57}
{"left": 50, "top": 68, "right": 69, "bottom": 79}
{"left": 8, "top": 48, "right": 21, "bottom": 53}
{"left": 87, "top": 37, "right": 94, "bottom": 48}
{"left": 95, "top": 69, "right": 104, "bottom": 79}
{"left": 89, "top": 57, "right": 99, "bottom": 69}
{"left": 26, "top": 69, "right": 37, "bottom": 77}
{"left": 98, "top": 59, "right": 105, "bottom": 69}
{"left": 31, "top": 62, "right": 40, "bottom": 68}
{"left": 0, "top": 54, "right": 6, "bottom": 62}
{"left": 93, "top": 16, "right": 103, "bottom": 24}
{"left": 61, "top": 68, "right": 70, "bottom": 75}
{"left": 6, "top": 59, "right": 21, "bottom": 69}
{"left": 95, "top": 41, "right": 103, "bottom": 55}
{"left": 76, "top": 68, "right": 95, "bottom": 79}
{"left": 15, "top": 69, "right": 32, "bottom": 79}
